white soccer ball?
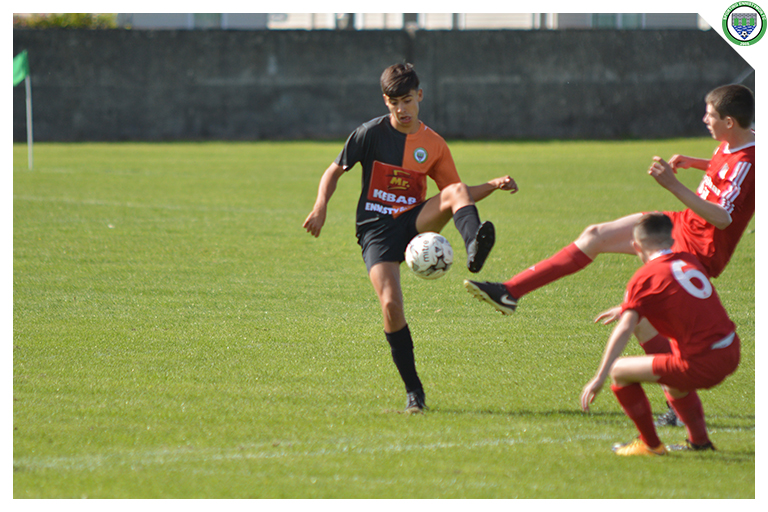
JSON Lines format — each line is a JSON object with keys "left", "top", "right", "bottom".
{"left": 405, "top": 232, "right": 454, "bottom": 280}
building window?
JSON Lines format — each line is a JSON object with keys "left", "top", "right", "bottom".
{"left": 193, "top": 13, "right": 221, "bottom": 29}
{"left": 403, "top": 13, "right": 419, "bottom": 29}
{"left": 620, "top": 14, "right": 643, "bottom": 29}
{"left": 592, "top": 13, "right": 645, "bottom": 29}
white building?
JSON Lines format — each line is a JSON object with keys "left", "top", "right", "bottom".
{"left": 117, "top": 13, "right": 710, "bottom": 31}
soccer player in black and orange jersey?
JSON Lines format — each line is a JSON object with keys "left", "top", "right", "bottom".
{"left": 303, "top": 63, "right": 518, "bottom": 413}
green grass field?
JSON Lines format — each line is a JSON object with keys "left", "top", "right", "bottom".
{"left": 13, "top": 140, "right": 754, "bottom": 498}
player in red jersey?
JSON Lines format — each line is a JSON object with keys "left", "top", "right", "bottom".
{"left": 304, "top": 63, "right": 518, "bottom": 413}
{"left": 465, "top": 83, "right": 753, "bottom": 307}
{"left": 580, "top": 213, "right": 740, "bottom": 456}
{"left": 465, "top": 84, "right": 753, "bottom": 424}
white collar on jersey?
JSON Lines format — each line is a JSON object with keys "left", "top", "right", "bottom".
{"left": 648, "top": 249, "right": 673, "bottom": 261}
{"left": 724, "top": 141, "right": 756, "bottom": 153}
{"left": 724, "top": 130, "right": 756, "bottom": 154}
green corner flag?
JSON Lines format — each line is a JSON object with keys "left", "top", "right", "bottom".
{"left": 14, "top": 50, "right": 29, "bottom": 87}
{"left": 14, "top": 50, "right": 34, "bottom": 169}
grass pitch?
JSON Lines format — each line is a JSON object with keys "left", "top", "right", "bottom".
{"left": 13, "top": 140, "right": 754, "bottom": 498}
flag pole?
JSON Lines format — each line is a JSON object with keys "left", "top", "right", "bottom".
{"left": 25, "top": 74, "right": 33, "bottom": 170}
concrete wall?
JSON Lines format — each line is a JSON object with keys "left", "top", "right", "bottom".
{"left": 13, "top": 29, "right": 753, "bottom": 142}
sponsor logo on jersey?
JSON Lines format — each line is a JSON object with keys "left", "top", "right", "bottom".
{"left": 371, "top": 187, "right": 419, "bottom": 205}
{"left": 700, "top": 174, "right": 723, "bottom": 198}
{"left": 364, "top": 202, "right": 409, "bottom": 215}
{"left": 366, "top": 161, "right": 428, "bottom": 215}
{"left": 387, "top": 169, "right": 411, "bottom": 191}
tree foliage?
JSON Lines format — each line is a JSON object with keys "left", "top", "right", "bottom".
{"left": 13, "top": 13, "right": 118, "bottom": 29}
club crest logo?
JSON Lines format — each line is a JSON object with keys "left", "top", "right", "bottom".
{"left": 413, "top": 147, "right": 428, "bottom": 164}
{"left": 732, "top": 11, "right": 757, "bottom": 38}
{"left": 723, "top": 2, "right": 766, "bottom": 46}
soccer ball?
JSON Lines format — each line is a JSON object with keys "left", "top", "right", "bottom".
{"left": 404, "top": 232, "right": 454, "bottom": 280}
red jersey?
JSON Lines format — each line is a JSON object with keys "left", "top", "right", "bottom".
{"left": 670, "top": 140, "right": 755, "bottom": 277}
{"left": 621, "top": 251, "right": 736, "bottom": 360}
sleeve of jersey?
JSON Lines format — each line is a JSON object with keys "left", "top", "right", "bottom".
{"left": 334, "top": 126, "right": 367, "bottom": 171}
{"left": 620, "top": 274, "right": 652, "bottom": 320}
{"left": 430, "top": 143, "right": 461, "bottom": 190}
{"left": 718, "top": 159, "right": 752, "bottom": 214}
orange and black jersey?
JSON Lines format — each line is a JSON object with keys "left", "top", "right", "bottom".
{"left": 335, "top": 114, "right": 461, "bottom": 229}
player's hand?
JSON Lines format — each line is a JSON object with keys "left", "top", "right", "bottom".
{"left": 594, "top": 306, "right": 622, "bottom": 325}
{"left": 667, "top": 154, "right": 692, "bottom": 171}
{"left": 648, "top": 156, "right": 681, "bottom": 190}
{"left": 580, "top": 376, "right": 604, "bottom": 412}
{"left": 302, "top": 207, "right": 326, "bottom": 238}
{"left": 495, "top": 176, "right": 518, "bottom": 194}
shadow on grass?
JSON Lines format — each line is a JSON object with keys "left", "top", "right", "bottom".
{"left": 701, "top": 414, "right": 756, "bottom": 431}
{"left": 431, "top": 407, "right": 755, "bottom": 430}
{"left": 426, "top": 408, "right": 755, "bottom": 461}
{"left": 433, "top": 407, "right": 625, "bottom": 420}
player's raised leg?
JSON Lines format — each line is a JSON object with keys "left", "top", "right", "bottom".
{"left": 509, "top": 212, "right": 642, "bottom": 297}
{"left": 466, "top": 213, "right": 643, "bottom": 313}
{"left": 416, "top": 182, "right": 495, "bottom": 273}
{"left": 368, "top": 261, "right": 426, "bottom": 413}
{"left": 463, "top": 280, "right": 517, "bottom": 315}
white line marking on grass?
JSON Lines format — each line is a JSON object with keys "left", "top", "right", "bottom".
{"left": 15, "top": 432, "right": 618, "bottom": 473}
{"left": 15, "top": 424, "right": 754, "bottom": 473}
{"left": 13, "top": 195, "right": 279, "bottom": 215}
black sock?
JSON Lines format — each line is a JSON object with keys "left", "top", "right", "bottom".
{"left": 453, "top": 204, "right": 481, "bottom": 251}
{"left": 385, "top": 325, "right": 422, "bottom": 394}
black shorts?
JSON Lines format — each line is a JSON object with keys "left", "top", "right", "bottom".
{"left": 356, "top": 203, "right": 426, "bottom": 273}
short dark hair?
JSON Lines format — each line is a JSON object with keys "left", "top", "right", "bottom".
{"left": 705, "top": 84, "right": 755, "bottom": 128}
{"left": 380, "top": 63, "right": 420, "bottom": 98}
{"left": 633, "top": 213, "right": 674, "bottom": 249}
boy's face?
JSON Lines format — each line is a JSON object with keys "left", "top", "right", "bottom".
{"left": 383, "top": 88, "right": 423, "bottom": 134}
{"left": 703, "top": 103, "right": 732, "bottom": 141}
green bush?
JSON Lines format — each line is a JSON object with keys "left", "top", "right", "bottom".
{"left": 13, "top": 13, "right": 117, "bottom": 29}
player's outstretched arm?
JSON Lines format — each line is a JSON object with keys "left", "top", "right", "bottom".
{"left": 581, "top": 310, "right": 638, "bottom": 412}
{"left": 303, "top": 162, "right": 345, "bottom": 238}
{"left": 648, "top": 157, "right": 732, "bottom": 229}
{"left": 668, "top": 154, "right": 710, "bottom": 171}
{"left": 468, "top": 175, "right": 518, "bottom": 203}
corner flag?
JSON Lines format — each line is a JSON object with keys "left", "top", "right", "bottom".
{"left": 14, "top": 50, "right": 33, "bottom": 169}
{"left": 13, "top": 50, "right": 29, "bottom": 86}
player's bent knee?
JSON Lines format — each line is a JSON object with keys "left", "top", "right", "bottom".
{"left": 609, "top": 359, "right": 639, "bottom": 385}
{"left": 663, "top": 386, "right": 689, "bottom": 400}
{"left": 577, "top": 224, "right": 602, "bottom": 244}
{"left": 609, "top": 356, "right": 658, "bottom": 387}
{"left": 577, "top": 221, "right": 630, "bottom": 256}
{"left": 574, "top": 224, "right": 604, "bottom": 254}
{"left": 441, "top": 182, "right": 470, "bottom": 203}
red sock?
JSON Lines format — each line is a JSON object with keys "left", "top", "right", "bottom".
{"left": 611, "top": 383, "right": 662, "bottom": 448}
{"left": 666, "top": 390, "right": 710, "bottom": 446}
{"left": 640, "top": 334, "right": 672, "bottom": 355}
{"left": 504, "top": 243, "right": 593, "bottom": 298}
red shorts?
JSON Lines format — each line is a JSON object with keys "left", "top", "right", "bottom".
{"left": 652, "top": 333, "right": 740, "bottom": 391}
